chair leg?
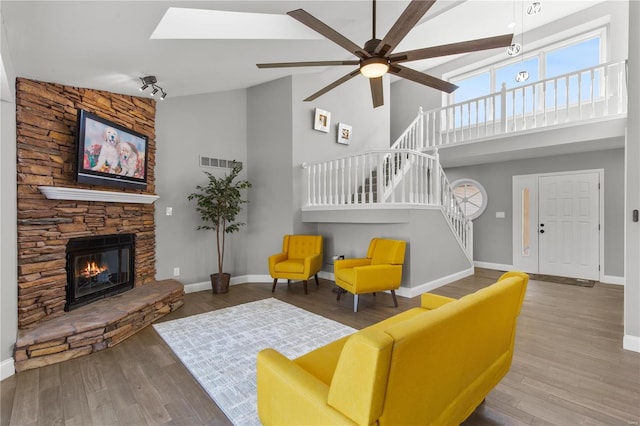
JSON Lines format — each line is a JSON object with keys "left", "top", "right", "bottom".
{"left": 314, "top": 274, "right": 320, "bottom": 287}
{"left": 353, "top": 294, "right": 359, "bottom": 312}
{"left": 336, "top": 288, "right": 343, "bottom": 301}
{"left": 303, "top": 280, "right": 308, "bottom": 295}
{"left": 390, "top": 290, "right": 398, "bottom": 307}
{"left": 271, "top": 279, "right": 277, "bottom": 293}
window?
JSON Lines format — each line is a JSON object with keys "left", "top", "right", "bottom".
{"left": 451, "top": 179, "right": 488, "bottom": 220}
{"left": 449, "top": 30, "right": 604, "bottom": 107}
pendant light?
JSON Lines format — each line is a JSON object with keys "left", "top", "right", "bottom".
{"left": 516, "top": 1, "right": 529, "bottom": 82}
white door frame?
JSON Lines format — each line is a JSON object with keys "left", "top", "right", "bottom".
{"left": 513, "top": 169, "right": 605, "bottom": 282}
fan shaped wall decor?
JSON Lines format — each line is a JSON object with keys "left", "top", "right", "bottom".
{"left": 257, "top": 0, "right": 514, "bottom": 108}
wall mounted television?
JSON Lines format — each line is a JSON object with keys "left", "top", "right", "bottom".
{"left": 75, "top": 109, "right": 149, "bottom": 190}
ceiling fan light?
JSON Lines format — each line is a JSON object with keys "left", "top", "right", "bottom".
{"left": 360, "top": 57, "right": 389, "bottom": 79}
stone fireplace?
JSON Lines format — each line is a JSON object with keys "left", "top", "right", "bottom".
{"left": 13, "top": 78, "right": 184, "bottom": 372}
{"left": 16, "top": 78, "right": 158, "bottom": 329}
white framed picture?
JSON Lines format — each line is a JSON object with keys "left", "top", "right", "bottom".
{"left": 314, "top": 108, "right": 331, "bottom": 133}
{"left": 337, "top": 123, "right": 352, "bottom": 145}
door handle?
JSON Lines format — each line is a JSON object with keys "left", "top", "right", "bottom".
{"left": 540, "top": 229, "right": 545, "bottom": 234}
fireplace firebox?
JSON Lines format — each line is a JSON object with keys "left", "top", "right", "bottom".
{"left": 66, "top": 234, "right": 135, "bottom": 311}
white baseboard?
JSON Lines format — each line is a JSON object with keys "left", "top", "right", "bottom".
{"left": 1, "top": 357, "right": 15, "bottom": 380}
{"left": 601, "top": 275, "right": 624, "bottom": 285}
{"left": 623, "top": 334, "right": 640, "bottom": 353}
{"left": 318, "top": 271, "right": 335, "bottom": 281}
{"left": 473, "top": 261, "right": 513, "bottom": 271}
{"left": 236, "top": 274, "right": 271, "bottom": 284}
{"left": 183, "top": 275, "right": 303, "bottom": 294}
{"left": 183, "top": 281, "right": 211, "bottom": 294}
{"left": 395, "top": 267, "right": 475, "bottom": 299}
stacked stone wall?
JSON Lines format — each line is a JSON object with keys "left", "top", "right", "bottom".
{"left": 16, "top": 78, "right": 157, "bottom": 329}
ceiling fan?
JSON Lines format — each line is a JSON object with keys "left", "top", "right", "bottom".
{"left": 257, "top": 0, "right": 514, "bottom": 108}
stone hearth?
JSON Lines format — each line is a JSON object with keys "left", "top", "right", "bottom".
{"left": 14, "top": 279, "right": 184, "bottom": 372}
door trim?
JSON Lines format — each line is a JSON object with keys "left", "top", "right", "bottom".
{"left": 512, "top": 169, "right": 604, "bottom": 282}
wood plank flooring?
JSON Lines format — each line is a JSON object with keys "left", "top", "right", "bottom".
{"left": 2, "top": 269, "right": 639, "bottom": 425}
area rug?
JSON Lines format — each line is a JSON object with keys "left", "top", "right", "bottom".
{"left": 153, "top": 298, "right": 356, "bottom": 425}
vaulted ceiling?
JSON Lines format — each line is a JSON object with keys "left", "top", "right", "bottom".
{"left": 1, "top": 1, "right": 605, "bottom": 99}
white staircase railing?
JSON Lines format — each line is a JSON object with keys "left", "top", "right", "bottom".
{"left": 302, "top": 149, "right": 473, "bottom": 259}
{"left": 391, "top": 60, "right": 627, "bottom": 150}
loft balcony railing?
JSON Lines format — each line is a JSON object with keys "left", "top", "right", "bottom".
{"left": 392, "top": 60, "right": 628, "bottom": 150}
{"left": 302, "top": 149, "right": 473, "bottom": 259}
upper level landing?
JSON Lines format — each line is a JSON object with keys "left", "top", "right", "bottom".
{"left": 438, "top": 114, "right": 626, "bottom": 168}
{"left": 393, "top": 61, "right": 628, "bottom": 168}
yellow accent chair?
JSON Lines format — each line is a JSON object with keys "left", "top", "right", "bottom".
{"left": 257, "top": 271, "right": 529, "bottom": 425}
{"left": 334, "top": 238, "right": 406, "bottom": 312}
{"left": 268, "top": 235, "right": 323, "bottom": 295}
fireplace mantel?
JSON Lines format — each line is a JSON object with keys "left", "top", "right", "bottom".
{"left": 38, "top": 186, "right": 159, "bottom": 204}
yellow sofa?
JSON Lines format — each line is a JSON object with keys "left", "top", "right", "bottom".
{"left": 257, "top": 271, "right": 528, "bottom": 425}
{"left": 269, "top": 235, "right": 323, "bottom": 294}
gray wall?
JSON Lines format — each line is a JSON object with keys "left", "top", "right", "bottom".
{"left": 625, "top": 0, "right": 639, "bottom": 345}
{"left": 291, "top": 70, "right": 391, "bottom": 232}
{"left": 246, "top": 76, "right": 295, "bottom": 275}
{"left": 155, "top": 90, "right": 249, "bottom": 283}
{"left": 390, "top": 1, "right": 630, "bottom": 141}
{"left": 0, "top": 7, "right": 18, "bottom": 365}
{"left": 245, "top": 70, "right": 392, "bottom": 275}
{"left": 316, "top": 208, "right": 471, "bottom": 288}
{"left": 444, "top": 148, "right": 624, "bottom": 277}
{"left": 406, "top": 209, "right": 471, "bottom": 284}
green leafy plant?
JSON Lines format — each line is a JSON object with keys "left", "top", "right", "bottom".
{"left": 188, "top": 162, "right": 251, "bottom": 275}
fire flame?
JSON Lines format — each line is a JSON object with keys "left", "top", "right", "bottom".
{"left": 80, "top": 261, "right": 108, "bottom": 279}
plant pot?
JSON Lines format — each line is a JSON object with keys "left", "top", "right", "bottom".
{"left": 210, "top": 273, "right": 231, "bottom": 294}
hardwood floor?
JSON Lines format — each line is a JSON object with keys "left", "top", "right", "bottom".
{"left": 2, "top": 269, "right": 639, "bottom": 425}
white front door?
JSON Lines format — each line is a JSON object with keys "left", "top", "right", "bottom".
{"left": 513, "top": 171, "right": 600, "bottom": 280}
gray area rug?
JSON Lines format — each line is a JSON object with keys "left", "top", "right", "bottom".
{"left": 153, "top": 298, "right": 356, "bottom": 425}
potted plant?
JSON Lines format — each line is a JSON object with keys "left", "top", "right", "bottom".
{"left": 188, "top": 162, "right": 251, "bottom": 293}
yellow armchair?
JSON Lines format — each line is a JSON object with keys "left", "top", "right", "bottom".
{"left": 334, "top": 238, "right": 406, "bottom": 312}
{"left": 269, "top": 235, "right": 323, "bottom": 294}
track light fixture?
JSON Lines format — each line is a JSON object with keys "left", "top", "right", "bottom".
{"left": 139, "top": 76, "right": 167, "bottom": 100}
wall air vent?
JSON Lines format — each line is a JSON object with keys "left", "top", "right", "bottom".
{"left": 199, "top": 156, "right": 242, "bottom": 170}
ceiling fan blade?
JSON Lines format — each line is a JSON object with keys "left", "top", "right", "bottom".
{"left": 304, "top": 69, "right": 361, "bottom": 102}
{"left": 288, "top": 9, "right": 369, "bottom": 59}
{"left": 375, "top": 0, "right": 436, "bottom": 56}
{"left": 389, "top": 64, "right": 458, "bottom": 93}
{"left": 389, "top": 34, "right": 514, "bottom": 63}
{"left": 369, "top": 77, "right": 384, "bottom": 108}
{"left": 257, "top": 60, "right": 360, "bottom": 69}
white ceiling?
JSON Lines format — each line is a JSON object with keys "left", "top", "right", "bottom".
{"left": 1, "top": 0, "right": 605, "bottom": 100}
